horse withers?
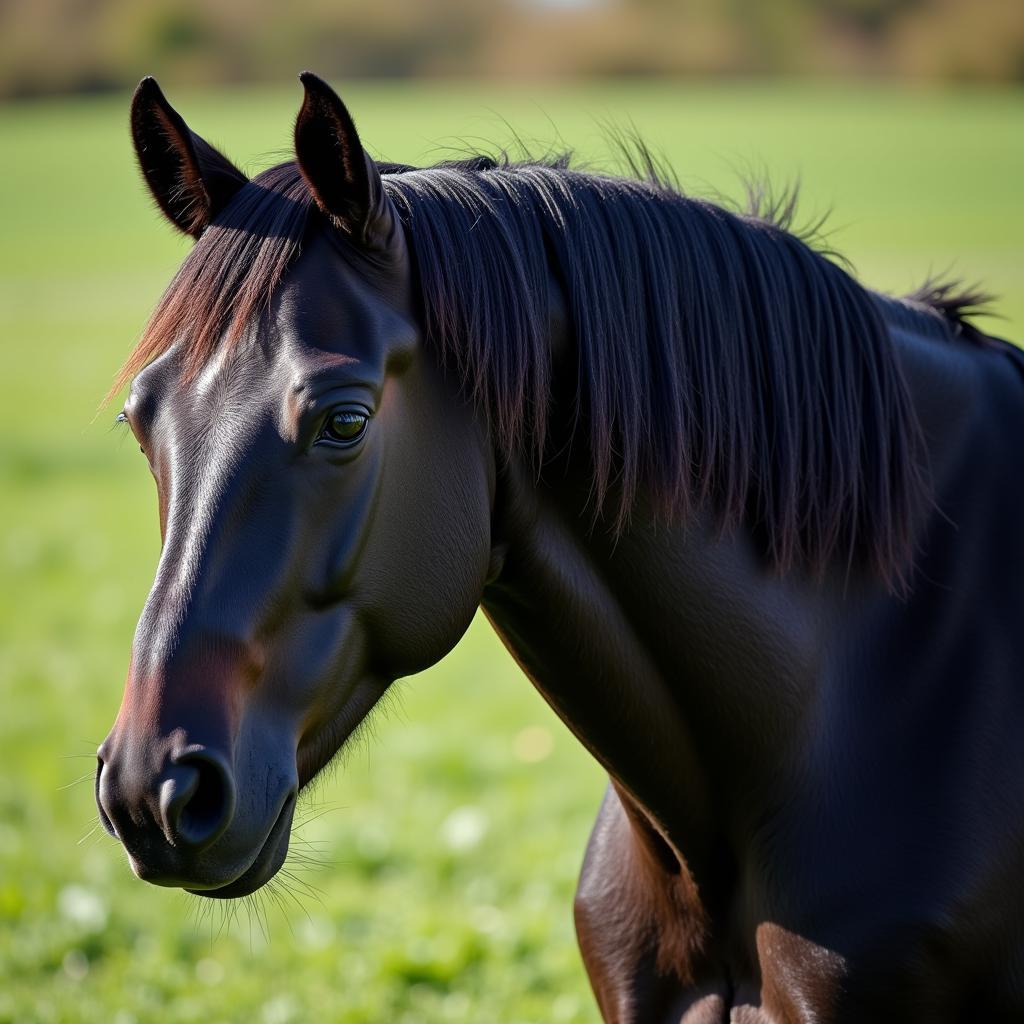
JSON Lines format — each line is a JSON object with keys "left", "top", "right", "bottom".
{"left": 96, "top": 74, "right": 1024, "bottom": 1021}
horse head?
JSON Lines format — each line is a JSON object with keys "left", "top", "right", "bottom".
{"left": 96, "top": 75, "right": 497, "bottom": 897}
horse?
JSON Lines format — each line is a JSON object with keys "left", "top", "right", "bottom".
{"left": 95, "top": 73, "right": 1024, "bottom": 1022}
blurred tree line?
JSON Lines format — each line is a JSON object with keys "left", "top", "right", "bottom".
{"left": 1, "top": 0, "right": 1022, "bottom": 98}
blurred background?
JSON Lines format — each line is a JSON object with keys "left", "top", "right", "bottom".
{"left": 1, "top": 2, "right": 1022, "bottom": 1023}
{"left": 2, "top": 0, "right": 1024, "bottom": 96}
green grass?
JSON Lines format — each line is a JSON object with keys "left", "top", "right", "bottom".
{"left": 1, "top": 81, "right": 1022, "bottom": 1024}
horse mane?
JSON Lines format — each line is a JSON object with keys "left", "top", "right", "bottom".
{"left": 901, "top": 277, "right": 997, "bottom": 345}
{"left": 115, "top": 148, "right": 988, "bottom": 588}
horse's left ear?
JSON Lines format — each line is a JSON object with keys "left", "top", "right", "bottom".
{"left": 294, "top": 72, "right": 400, "bottom": 253}
{"left": 130, "top": 77, "right": 248, "bottom": 238}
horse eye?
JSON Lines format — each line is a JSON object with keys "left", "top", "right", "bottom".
{"left": 319, "top": 409, "right": 368, "bottom": 447}
{"left": 114, "top": 411, "right": 146, "bottom": 455}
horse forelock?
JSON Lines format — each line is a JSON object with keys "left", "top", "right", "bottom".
{"left": 110, "top": 162, "right": 316, "bottom": 399}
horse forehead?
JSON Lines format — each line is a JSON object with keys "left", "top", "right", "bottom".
{"left": 188, "top": 336, "right": 275, "bottom": 416}
{"left": 272, "top": 234, "right": 414, "bottom": 364}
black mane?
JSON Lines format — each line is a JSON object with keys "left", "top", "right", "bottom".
{"left": 124, "top": 151, "right": 991, "bottom": 587}
{"left": 384, "top": 156, "right": 932, "bottom": 585}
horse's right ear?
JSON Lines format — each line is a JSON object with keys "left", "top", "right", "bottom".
{"left": 294, "top": 72, "right": 401, "bottom": 254}
{"left": 130, "top": 77, "right": 247, "bottom": 238}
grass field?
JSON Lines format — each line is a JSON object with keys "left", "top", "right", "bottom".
{"left": 1, "top": 81, "right": 1022, "bottom": 1024}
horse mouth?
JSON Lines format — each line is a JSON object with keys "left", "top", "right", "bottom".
{"left": 187, "top": 791, "right": 296, "bottom": 900}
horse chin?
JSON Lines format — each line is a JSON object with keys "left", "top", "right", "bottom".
{"left": 186, "top": 792, "right": 296, "bottom": 900}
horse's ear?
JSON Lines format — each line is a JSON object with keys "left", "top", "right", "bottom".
{"left": 130, "top": 77, "right": 247, "bottom": 238}
{"left": 294, "top": 71, "right": 400, "bottom": 253}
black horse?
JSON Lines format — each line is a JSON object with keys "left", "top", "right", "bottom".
{"left": 96, "top": 74, "right": 1024, "bottom": 1022}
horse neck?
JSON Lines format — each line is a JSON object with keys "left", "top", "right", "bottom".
{"left": 478, "top": 271, "right": 1010, "bottom": 906}
{"left": 478, "top": 286, "right": 836, "bottom": 876}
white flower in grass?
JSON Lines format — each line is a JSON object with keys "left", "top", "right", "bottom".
{"left": 261, "top": 994, "right": 299, "bottom": 1024}
{"left": 57, "top": 884, "right": 107, "bottom": 931}
{"left": 440, "top": 805, "right": 489, "bottom": 851}
{"left": 62, "top": 949, "right": 89, "bottom": 981}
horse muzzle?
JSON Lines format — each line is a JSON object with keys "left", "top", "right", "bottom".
{"left": 95, "top": 728, "right": 297, "bottom": 898}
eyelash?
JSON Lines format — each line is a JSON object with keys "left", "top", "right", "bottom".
{"left": 114, "top": 411, "right": 146, "bottom": 455}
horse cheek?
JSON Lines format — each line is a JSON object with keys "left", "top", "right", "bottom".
{"left": 361, "top": 416, "right": 492, "bottom": 678}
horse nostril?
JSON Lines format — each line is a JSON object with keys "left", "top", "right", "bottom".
{"left": 160, "top": 749, "right": 236, "bottom": 850}
{"left": 94, "top": 754, "right": 118, "bottom": 838}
